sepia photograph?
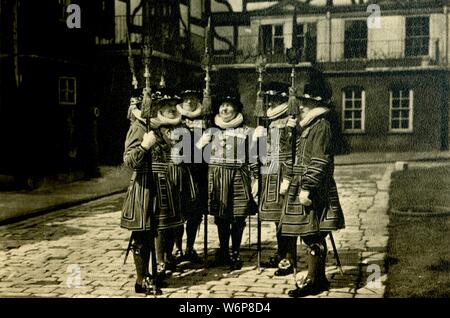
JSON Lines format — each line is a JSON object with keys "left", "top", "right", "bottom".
{"left": 0, "top": 0, "right": 449, "bottom": 307}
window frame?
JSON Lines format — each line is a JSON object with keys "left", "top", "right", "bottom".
{"left": 294, "top": 22, "right": 317, "bottom": 61}
{"left": 389, "top": 89, "right": 414, "bottom": 133}
{"left": 405, "top": 16, "right": 430, "bottom": 57}
{"left": 58, "top": 0, "right": 71, "bottom": 23}
{"left": 59, "top": 77, "right": 77, "bottom": 106}
{"left": 260, "top": 24, "right": 284, "bottom": 55}
{"left": 344, "top": 19, "right": 368, "bottom": 60}
{"left": 342, "top": 87, "right": 366, "bottom": 134}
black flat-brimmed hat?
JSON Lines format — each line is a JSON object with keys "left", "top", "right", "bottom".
{"left": 153, "top": 87, "right": 182, "bottom": 107}
{"left": 262, "top": 81, "right": 290, "bottom": 99}
{"left": 215, "top": 86, "right": 243, "bottom": 113}
{"left": 179, "top": 79, "right": 203, "bottom": 99}
{"left": 296, "top": 69, "right": 332, "bottom": 106}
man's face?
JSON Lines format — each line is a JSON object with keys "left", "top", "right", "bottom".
{"left": 299, "top": 99, "right": 313, "bottom": 120}
{"left": 160, "top": 102, "right": 179, "bottom": 119}
{"left": 218, "top": 102, "right": 237, "bottom": 123}
{"left": 182, "top": 94, "right": 200, "bottom": 112}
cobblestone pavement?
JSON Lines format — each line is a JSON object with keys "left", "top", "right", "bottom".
{"left": 0, "top": 164, "right": 392, "bottom": 298}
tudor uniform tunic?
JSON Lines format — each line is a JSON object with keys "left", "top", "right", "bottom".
{"left": 121, "top": 120, "right": 154, "bottom": 231}
{"left": 259, "top": 116, "right": 294, "bottom": 222}
{"left": 280, "top": 116, "right": 345, "bottom": 237}
{"left": 207, "top": 125, "right": 258, "bottom": 220}
{"left": 150, "top": 124, "right": 196, "bottom": 230}
{"left": 179, "top": 117, "right": 209, "bottom": 219}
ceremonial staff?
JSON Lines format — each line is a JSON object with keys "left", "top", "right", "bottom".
{"left": 140, "top": 0, "right": 160, "bottom": 295}
{"left": 201, "top": 16, "right": 213, "bottom": 266}
{"left": 254, "top": 52, "right": 267, "bottom": 271}
{"left": 122, "top": 7, "right": 139, "bottom": 266}
{"left": 285, "top": 5, "right": 301, "bottom": 281}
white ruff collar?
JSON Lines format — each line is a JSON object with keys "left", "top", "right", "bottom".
{"left": 299, "top": 107, "right": 329, "bottom": 128}
{"left": 214, "top": 113, "right": 243, "bottom": 129}
{"left": 176, "top": 103, "right": 203, "bottom": 119}
{"left": 157, "top": 111, "right": 182, "bottom": 126}
{"left": 266, "top": 102, "right": 288, "bottom": 120}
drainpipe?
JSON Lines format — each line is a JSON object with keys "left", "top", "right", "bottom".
{"left": 327, "top": 10, "right": 331, "bottom": 62}
{"left": 445, "top": 5, "right": 448, "bottom": 65}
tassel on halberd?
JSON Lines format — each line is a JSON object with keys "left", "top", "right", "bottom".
{"left": 141, "top": 88, "right": 153, "bottom": 119}
{"left": 254, "top": 92, "right": 265, "bottom": 118}
{"left": 287, "top": 87, "right": 300, "bottom": 117}
{"left": 202, "top": 94, "right": 212, "bottom": 116}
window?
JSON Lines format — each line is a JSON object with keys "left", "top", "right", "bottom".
{"left": 405, "top": 16, "right": 429, "bottom": 57}
{"left": 260, "top": 24, "right": 284, "bottom": 55}
{"left": 342, "top": 87, "right": 365, "bottom": 132}
{"left": 344, "top": 20, "right": 367, "bottom": 59}
{"left": 59, "top": 77, "right": 77, "bottom": 105}
{"left": 294, "top": 23, "right": 317, "bottom": 62}
{"left": 390, "top": 88, "right": 413, "bottom": 132}
{"left": 58, "top": 0, "right": 71, "bottom": 22}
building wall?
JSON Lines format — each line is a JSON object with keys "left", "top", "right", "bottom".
{"left": 228, "top": 68, "right": 447, "bottom": 152}
{"left": 431, "top": 13, "right": 447, "bottom": 63}
{"left": 368, "top": 16, "right": 404, "bottom": 60}
{"left": 329, "top": 71, "right": 445, "bottom": 152}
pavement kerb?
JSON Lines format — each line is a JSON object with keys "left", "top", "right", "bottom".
{"left": 0, "top": 188, "right": 127, "bottom": 226}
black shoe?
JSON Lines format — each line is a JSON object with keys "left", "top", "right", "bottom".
{"left": 288, "top": 278, "right": 329, "bottom": 298}
{"left": 135, "top": 276, "right": 165, "bottom": 294}
{"left": 157, "top": 262, "right": 174, "bottom": 279}
{"left": 261, "top": 254, "right": 281, "bottom": 268}
{"left": 230, "top": 252, "right": 243, "bottom": 271}
{"left": 174, "top": 249, "right": 184, "bottom": 263}
{"left": 184, "top": 249, "right": 202, "bottom": 264}
{"left": 211, "top": 249, "right": 231, "bottom": 267}
{"left": 274, "top": 258, "right": 294, "bottom": 276}
{"left": 135, "top": 282, "right": 147, "bottom": 294}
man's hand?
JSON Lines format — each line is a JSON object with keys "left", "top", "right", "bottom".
{"left": 196, "top": 132, "right": 212, "bottom": 149}
{"left": 299, "top": 189, "right": 312, "bottom": 206}
{"left": 286, "top": 116, "right": 297, "bottom": 128}
{"left": 279, "top": 178, "right": 290, "bottom": 195}
{"left": 252, "top": 126, "right": 266, "bottom": 142}
{"left": 141, "top": 131, "right": 157, "bottom": 150}
{"left": 149, "top": 118, "right": 161, "bottom": 129}
{"left": 251, "top": 179, "right": 259, "bottom": 202}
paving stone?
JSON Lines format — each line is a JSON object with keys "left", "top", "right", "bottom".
{"left": 0, "top": 164, "right": 392, "bottom": 298}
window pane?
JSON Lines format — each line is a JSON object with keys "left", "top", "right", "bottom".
{"left": 344, "top": 21, "right": 367, "bottom": 59}
{"left": 392, "top": 99, "right": 400, "bottom": 108}
{"left": 68, "top": 79, "right": 74, "bottom": 91}
{"left": 275, "top": 25, "right": 283, "bottom": 36}
{"left": 401, "top": 120, "right": 409, "bottom": 129}
{"left": 401, "top": 99, "right": 409, "bottom": 109}
{"left": 354, "top": 120, "right": 361, "bottom": 129}
{"left": 400, "top": 110, "right": 408, "bottom": 119}
{"left": 405, "top": 17, "right": 429, "bottom": 56}
{"left": 261, "top": 25, "right": 272, "bottom": 54}
{"left": 68, "top": 91, "right": 75, "bottom": 103}
{"left": 345, "top": 100, "right": 354, "bottom": 109}
{"left": 344, "top": 110, "right": 353, "bottom": 119}
{"left": 354, "top": 110, "right": 362, "bottom": 119}
{"left": 274, "top": 38, "right": 284, "bottom": 54}
{"left": 344, "top": 121, "right": 353, "bottom": 129}
{"left": 401, "top": 88, "right": 409, "bottom": 97}
{"left": 354, "top": 90, "right": 362, "bottom": 99}
{"left": 353, "top": 100, "right": 361, "bottom": 109}
{"left": 391, "top": 120, "right": 399, "bottom": 129}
